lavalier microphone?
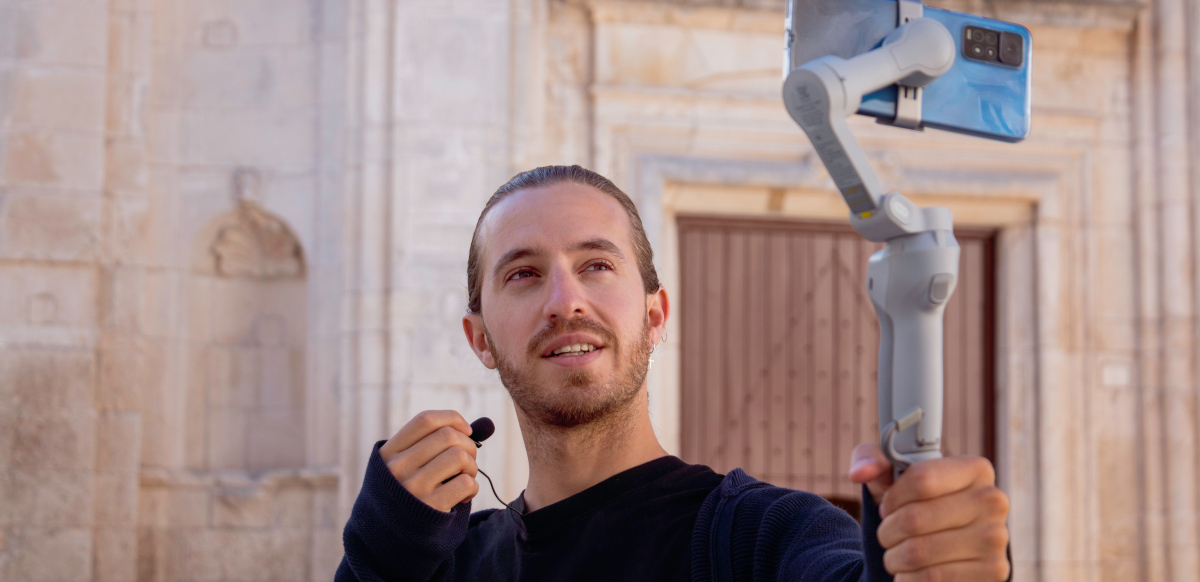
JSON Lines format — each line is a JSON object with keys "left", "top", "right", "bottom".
{"left": 470, "top": 417, "right": 495, "bottom": 447}
{"left": 468, "top": 417, "right": 525, "bottom": 523}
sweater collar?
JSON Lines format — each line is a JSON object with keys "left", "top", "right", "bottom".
{"left": 509, "top": 455, "right": 687, "bottom": 541}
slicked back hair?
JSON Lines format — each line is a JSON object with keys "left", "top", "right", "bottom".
{"left": 467, "top": 165, "right": 661, "bottom": 315}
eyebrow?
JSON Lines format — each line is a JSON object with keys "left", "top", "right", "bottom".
{"left": 491, "top": 238, "right": 627, "bottom": 281}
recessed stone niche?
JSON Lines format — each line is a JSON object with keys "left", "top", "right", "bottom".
{"left": 188, "top": 169, "right": 308, "bottom": 472}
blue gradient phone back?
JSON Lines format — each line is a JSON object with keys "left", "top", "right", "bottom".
{"left": 790, "top": 0, "right": 1032, "bottom": 142}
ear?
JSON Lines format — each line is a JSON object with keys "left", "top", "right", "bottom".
{"left": 462, "top": 313, "right": 498, "bottom": 369}
{"left": 646, "top": 286, "right": 670, "bottom": 346}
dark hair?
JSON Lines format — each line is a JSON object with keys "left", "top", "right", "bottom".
{"left": 467, "top": 165, "right": 661, "bottom": 315}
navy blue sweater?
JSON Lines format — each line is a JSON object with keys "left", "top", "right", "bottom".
{"left": 337, "top": 442, "right": 890, "bottom": 581}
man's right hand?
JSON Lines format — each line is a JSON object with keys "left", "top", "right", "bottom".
{"left": 379, "top": 410, "right": 480, "bottom": 513}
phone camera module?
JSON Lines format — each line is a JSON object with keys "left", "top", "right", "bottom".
{"left": 965, "top": 26, "right": 1020, "bottom": 66}
{"left": 999, "top": 31, "right": 1024, "bottom": 66}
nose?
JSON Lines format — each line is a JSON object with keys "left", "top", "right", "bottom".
{"left": 541, "top": 264, "right": 587, "bottom": 322}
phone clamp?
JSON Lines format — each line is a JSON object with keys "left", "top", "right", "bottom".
{"left": 892, "top": 0, "right": 925, "bottom": 129}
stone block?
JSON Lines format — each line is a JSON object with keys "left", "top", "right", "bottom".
{"left": 8, "top": 67, "right": 107, "bottom": 133}
{"left": 104, "top": 137, "right": 151, "bottom": 195}
{"left": 0, "top": 3, "right": 108, "bottom": 67}
{"left": 181, "top": 47, "right": 317, "bottom": 111}
{"left": 95, "top": 411, "right": 142, "bottom": 474}
{"left": 0, "top": 470, "right": 37, "bottom": 525}
{"left": 185, "top": 0, "right": 314, "bottom": 47}
{"left": 0, "top": 190, "right": 103, "bottom": 260}
{"left": 309, "top": 527, "right": 343, "bottom": 582}
{"left": 401, "top": 13, "right": 508, "bottom": 125}
{"left": 247, "top": 409, "right": 306, "bottom": 470}
{"left": 0, "top": 411, "right": 14, "bottom": 470}
{"left": 266, "top": 529, "right": 310, "bottom": 582}
{"left": 165, "top": 486, "right": 212, "bottom": 528}
{"left": 30, "top": 469, "right": 95, "bottom": 527}
{"left": 164, "top": 529, "right": 223, "bottom": 582}
{"left": 9, "top": 526, "right": 92, "bottom": 582}
{"left": 213, "top": 485, "right": 272, "bottom": 528}
{"left": 272, "top": 486, "right": 312, "bottom": 528}
{"left": 94, "top": 474, "right": 139, "bottom": 526}
{"left": 137, "top": 486, "right": 167, "bottom": 528}
{"left": 203, "top": 346, "right": 259, "bottom": 411}
{"left": 259, "top": 346, "right": 300, "bottom": 410}
{"left": 94, "top": 526, "right": 137, "bottom": 582}
{"left": 179, "top": 109, "right": 316, "bottom": 171}
{"left": 206, "top": 407, "right": 249, "bottom": 470}
{"left": 311, "top": 487, "right": 337, "bottom": 529}
{"left": 0, "top": 349, "right": 94, "bottom": 411}
{"left": 11, "top": 409, "right": 96, "bottom": 472}
{"left": 217, "top": 530, "right": 274, "bottom": 582}
{"left": 0, "top": 130, "right": 105, "bottom": 189}
{"left": 97, "top": 338, "right": 157, "bottom": 412}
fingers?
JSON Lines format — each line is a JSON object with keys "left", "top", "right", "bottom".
{"left": 880, "top": 456, "right": 995, "bottom": 518}
{"left": 877, "top": 484, "right": 1008, "bottom": 548}
{"left": 386, "top": 425, "right": 478, "bottom": 484}
{"left": 425, "top": 473, "right": 481, "bottom": 512}
{"left": 893, "top": 558, "right": 1010, "bottom": 582}
{"left": 400, "top": 445, "right": 479, "bottom": 512}
{"left": 885, "top": 521, "right": 1010, "bottom": 578}
{"left": 381, "top": 410, "right": 472, "bottom": 458}
{"left": 848, "top": 443, "right": 893, "bottom": 503}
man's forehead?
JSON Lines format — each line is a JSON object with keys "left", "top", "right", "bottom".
{"left": 478, "top": 183, "right": 636, "bottom": 265}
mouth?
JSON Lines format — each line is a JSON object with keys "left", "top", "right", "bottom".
{"left": 547, "top": 343, "right": 599, "bottom": 357}
{"left": 539, "top": 333, "right": 607, "bottom": 368}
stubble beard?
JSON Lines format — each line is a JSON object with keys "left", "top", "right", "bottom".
{"left": 485, "top": 316, "right": 653, "bottom": 430}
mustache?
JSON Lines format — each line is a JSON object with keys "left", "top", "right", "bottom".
{"left": 527, "top": 317, "right": 619, "bottom": 357}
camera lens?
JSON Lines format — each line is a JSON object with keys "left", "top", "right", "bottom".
{"left": 999, "top": 31, "right": 1024, "bottom": 66}
{"left": 972, "top": 30, "right": 985, "bottom": 42}
{"left": 986, "top": 47, "right": 997, "bottom": 59}
{"left": 985, "top": 32, "right": 998, "bottom": 45}
{"left": 972, "top": 44, "right": 983, "bottom": 56}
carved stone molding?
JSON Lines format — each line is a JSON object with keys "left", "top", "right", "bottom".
{"left": 210, "top": 201, "right": 305, "bottom": 279}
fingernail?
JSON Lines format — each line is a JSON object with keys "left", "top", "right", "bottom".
{"left": 849, "top": 458, "right": 872, "bottom": 474}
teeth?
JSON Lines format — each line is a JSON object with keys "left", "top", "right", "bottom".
{"left": 552, "top": 343, "right": 597, "bottom": 356}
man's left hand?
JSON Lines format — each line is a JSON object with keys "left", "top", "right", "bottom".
{"left": 849, "top": 444, "right": 1010, "bottom": 582}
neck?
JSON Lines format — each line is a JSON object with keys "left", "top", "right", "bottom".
{"left": 517, "top": 390, "right": 668, "bottom": 512}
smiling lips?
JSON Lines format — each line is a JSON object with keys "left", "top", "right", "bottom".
{"left": 549, "top": 343, "right": 598, "bottom": 357}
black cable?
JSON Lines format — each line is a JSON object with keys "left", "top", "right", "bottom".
{"left": 477, "top": 467, "right": 525, "bottom": 526}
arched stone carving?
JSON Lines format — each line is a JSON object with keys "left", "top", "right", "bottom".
{"left": 210, "top": 201, "right": 305, "bottom": 279}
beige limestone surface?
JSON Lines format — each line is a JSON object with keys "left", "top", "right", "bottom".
{"left": 1, "top": 0, "right": 1197, "bottom": 581}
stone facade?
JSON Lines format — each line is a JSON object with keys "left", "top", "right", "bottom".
{"left": 1, "top": 0, "right": 1198, "bottom": 581}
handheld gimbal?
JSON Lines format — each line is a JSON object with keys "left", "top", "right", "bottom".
{"left": 782, "top": 0, "right": 959, "bottom": 479}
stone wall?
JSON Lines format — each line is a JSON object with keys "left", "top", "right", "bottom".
{"left": 2, "top": 1, "right": 1199, "bottom": 581}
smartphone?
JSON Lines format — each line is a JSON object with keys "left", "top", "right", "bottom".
{"left": 787, "top": 0, "right": 1032, "bottom": 142}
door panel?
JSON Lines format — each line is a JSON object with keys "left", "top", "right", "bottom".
{"left": 678, "top": 216, "right": 996, "bottom": 501}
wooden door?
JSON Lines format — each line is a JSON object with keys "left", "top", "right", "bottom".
{"left": 678, "top": 216, "right": 995, "bottom": 505}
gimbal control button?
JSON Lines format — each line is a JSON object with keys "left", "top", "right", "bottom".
{"left": 929, "top": 273, "right": 955, "bottom": 304}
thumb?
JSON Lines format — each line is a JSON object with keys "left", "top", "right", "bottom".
{"left": 848, "top": 443, "right": 893, "bottom": 504}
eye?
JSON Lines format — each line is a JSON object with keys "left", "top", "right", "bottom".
{"left": 584, "top": 261, "right": 613, "bottom": 272}
{"left": 508, "top": 269, "right": 536, "bottom": 281}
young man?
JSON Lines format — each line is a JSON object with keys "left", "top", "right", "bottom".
{"left": 337, "top": 166, "right": 1011, "bottom": 582}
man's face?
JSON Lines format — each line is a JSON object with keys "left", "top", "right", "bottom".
{"left": 463, "top": 183, "right": 668, "bottom": 428}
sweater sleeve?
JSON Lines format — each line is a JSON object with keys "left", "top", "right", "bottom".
{"left": 336, "top": 441, "right": 471, "bottom": 582}
{"left": 743, "top": 489, "right": 873, "bottom": 582}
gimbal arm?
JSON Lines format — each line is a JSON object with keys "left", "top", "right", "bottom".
{"left": 782, "top": 14, "right": 960, "bottom": 477}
